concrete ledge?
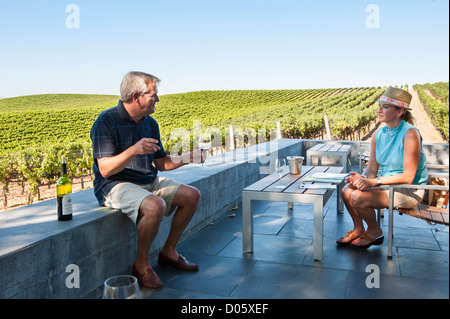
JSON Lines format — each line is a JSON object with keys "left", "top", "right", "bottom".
{"left": 1, "top": 138, "right": 447, "bottom": 298}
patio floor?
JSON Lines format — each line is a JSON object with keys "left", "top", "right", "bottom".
{"left": 140, "top": 189, "right": 449, "bottom": 300}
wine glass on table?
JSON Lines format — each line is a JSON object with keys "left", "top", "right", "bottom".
{"left": 274, "top": 158, "right": 286, "bottom": 189}
{"left": 198, "top": 133, "right": 212, "bottom": 168}
{"left": 103, "top": 275, "right": 141, "bottom": 299}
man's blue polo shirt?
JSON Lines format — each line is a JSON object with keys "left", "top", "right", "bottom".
{"left": 90, "top": 100, "right": 167, "bottom": 205}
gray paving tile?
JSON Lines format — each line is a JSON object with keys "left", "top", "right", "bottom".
{"left": 434, "top": 228, "right": 449, "bottom": 251}
{"left": 230, "top": 261, "right": 349, "bottom": 299}
{"left": 397, "top": 247, "right": 449, "bottom": 281}
{"left": 151, "top": 253, "right": 255, "bottom": 297}
{"left": 218, "top": 234, "right": 312, "bottom": 265}
{"left": 303, "top": 240, "right": 401, "bottom": 276}
{"left": 179, "top": 226, "right": 239, "bottom": 256}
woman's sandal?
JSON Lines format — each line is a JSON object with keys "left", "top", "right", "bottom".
{"left": 336, "top": 230, "right": 361, "bottom": 246}
{"left": 350, "top": 232, "right": 384, "bottom": 249}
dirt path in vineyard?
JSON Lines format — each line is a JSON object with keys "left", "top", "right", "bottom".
{"left": 408, "top": 89, "right": 446, "bottom": 143}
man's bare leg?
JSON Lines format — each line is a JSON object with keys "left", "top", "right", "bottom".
{"left": 160, "top": 185, "right": 200, "bottom": 260}
{"left": 133, "top": 195, "right": 166, "bottom": 273}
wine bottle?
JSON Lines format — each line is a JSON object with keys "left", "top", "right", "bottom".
{"left": 57, "top": 157, "right": 72, "bottom": 221}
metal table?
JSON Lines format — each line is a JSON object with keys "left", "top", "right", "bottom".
{"left": 306, "top": 143, "right": 351, "bottom": 172}
{"left": 242, "top": 165, "right": 345, "bottom": 261}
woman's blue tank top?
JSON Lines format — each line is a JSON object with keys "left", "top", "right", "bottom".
{"left": 375, "top": 120, "right": 428, "bottom": 185}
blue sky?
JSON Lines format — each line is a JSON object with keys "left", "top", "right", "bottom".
{"left": 0, "top": 0, "right": 448, "bottom": 97}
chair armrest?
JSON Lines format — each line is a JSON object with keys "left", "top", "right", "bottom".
{"left": 388, "top": 184, "right": 449, "bottom": 191}
{"left": 387, "top": 184, "right": 449, "bottom": 211}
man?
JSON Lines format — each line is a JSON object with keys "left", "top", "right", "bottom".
{"left": 91, "top": 71, "right": 204, "bottom": 289}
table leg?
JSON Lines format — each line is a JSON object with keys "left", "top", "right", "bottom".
{"left": 242, "top": 194, "right": 254, "bottom": 253}
{"left": 337, "top": 181, "right": 344, "bottom": 213}
{"left": 388, "top": 188, "right": 394, "bottom": 258}
{"left": 342, "top": 155, "right": 347, "bottom": 172}
{"left": 313, "top": 200, "right": 323, "bottom": 261}
{"left": 306, "top": 153, "right": 312, "bottom": 166}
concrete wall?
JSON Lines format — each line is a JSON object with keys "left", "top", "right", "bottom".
{"left": 300, "top": 139, "right": 449, "bottom": 168}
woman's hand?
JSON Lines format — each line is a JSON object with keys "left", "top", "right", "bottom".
{"left": 346, "top": 172, "right": 375, "bottom": 191}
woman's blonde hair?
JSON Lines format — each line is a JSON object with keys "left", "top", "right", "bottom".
{"left": 399, "top": 109, "right": 415, "bottom": 125}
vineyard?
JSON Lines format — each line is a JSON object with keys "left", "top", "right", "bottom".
{"left": 1, "top": 84, "right": 447, "bottom": 210}
{"left": 413, "top": 82, "right": 449, "bottom": 140}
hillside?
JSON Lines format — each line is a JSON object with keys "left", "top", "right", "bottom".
{"left": 0, "top": 94, "right": 119, "bottom": 153}
{"left": 1, "top": 86, "right": 447, "bottom": 156}
{"left": 0, "top": 94, "right": 120, "bottom": 112}
{"left": 0, "top": 88, "right": 380, "bottom": 153}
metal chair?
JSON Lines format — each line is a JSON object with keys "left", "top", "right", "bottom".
{"left": 385, "top": 178, "right": 449, "bottom": 258}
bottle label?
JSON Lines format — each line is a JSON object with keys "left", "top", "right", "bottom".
{"left": 62, "top": 193, "right": 73, "bottom": 215}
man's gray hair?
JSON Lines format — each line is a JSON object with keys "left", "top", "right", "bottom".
{"left": 120, "top": 71, "right": 160, "bottom": 103}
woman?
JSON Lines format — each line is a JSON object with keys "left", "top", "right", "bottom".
{"left": 337, "top": 87, "right": 428, "bottom": 249}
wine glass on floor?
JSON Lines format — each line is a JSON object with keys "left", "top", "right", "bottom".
{"left": 275, "top": 158, "right": 286, "bottom": 189}
{"left": 103, "top": 275, "right": 141, "bottom": 299}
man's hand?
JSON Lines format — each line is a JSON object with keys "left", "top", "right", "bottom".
{"left": 189, "top": 149, "right": 208, "bottom": 164}
{"left": 97, "top": 138, "right": 162, "bottom": 178}
{"left": 134, "top": 138, "right": 161, "bottom": 155}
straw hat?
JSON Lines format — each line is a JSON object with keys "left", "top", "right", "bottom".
{"left": 376, "top": 86, "right": 412, "bottom": 109}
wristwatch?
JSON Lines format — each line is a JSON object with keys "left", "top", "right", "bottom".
{"left": 376, "top": 178, "right": 382, "bottom": 186}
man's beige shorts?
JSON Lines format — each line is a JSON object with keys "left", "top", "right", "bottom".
{"left": 104, "top": 176, "right": 182, "bottom": 224}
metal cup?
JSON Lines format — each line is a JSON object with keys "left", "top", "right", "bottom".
{"left": 286, "top": 156, "right": 304, "bottom": 175}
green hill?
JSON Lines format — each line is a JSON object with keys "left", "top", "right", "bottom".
{"left": 0, "top": 94, "right": 120, "bottom": 113}
{"left": 1, "top": 88, "right": 372, "bottom": 153}
{"left": 0, "top": 94, "right": 119, "bottom": 153}
{"left": 4, "top": 84, "right": 448, "bottom": 158}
